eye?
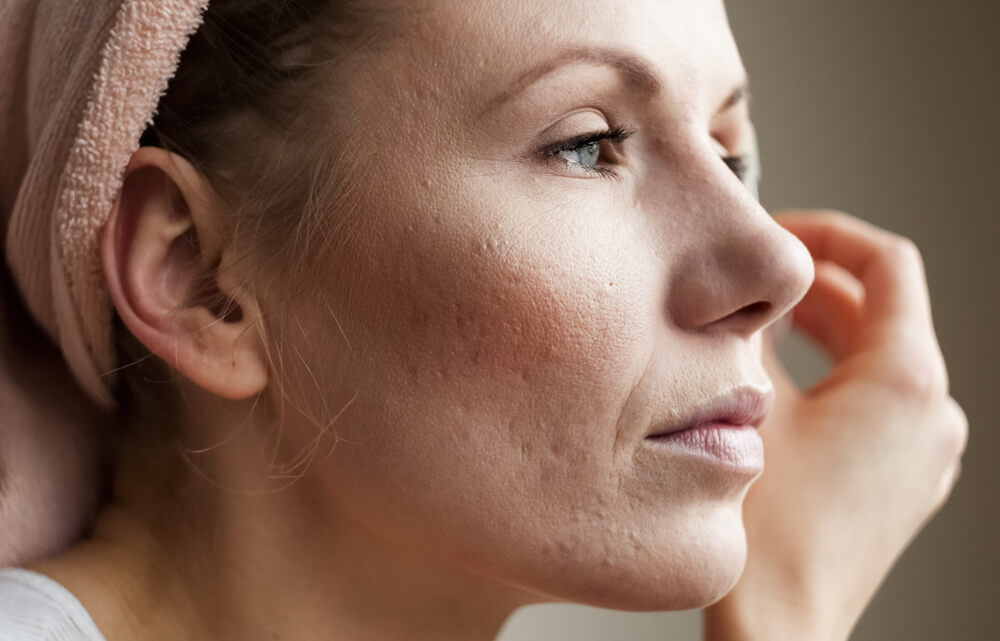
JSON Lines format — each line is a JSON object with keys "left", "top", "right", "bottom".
{"left": 722, "top": 154, "right": 750, "bottom": 184}
{"left": 546, "top": 124, "right": 634, "bottom": 177}
{"left": 557, "top": 140, "right": 601, "bottom": 169}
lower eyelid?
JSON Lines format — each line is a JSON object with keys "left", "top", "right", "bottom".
{"left": 544, "top": 154, "right": 619, "bottom": 180}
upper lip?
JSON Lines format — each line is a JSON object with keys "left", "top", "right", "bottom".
{"left": 645, "top": 385, "right": 775, "bottom": 438}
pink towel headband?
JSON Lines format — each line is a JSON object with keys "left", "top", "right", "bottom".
{"left": 0, "top": 0, "right": 211, "bottom": 409}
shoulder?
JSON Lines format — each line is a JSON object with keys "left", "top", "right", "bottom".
{"left": 0, "top": 569, "right": 106, "bottom": 641}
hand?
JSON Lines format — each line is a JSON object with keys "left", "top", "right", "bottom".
{"left": 704, "top": 211, "right": 968, "bottom": 641}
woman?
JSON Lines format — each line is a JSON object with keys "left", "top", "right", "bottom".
{"left": 0, "top": 0, "right": 966, "bottom": 639}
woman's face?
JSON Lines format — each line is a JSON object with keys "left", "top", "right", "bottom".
{"left": 276, "top": 0, "right": 813, "bottom": 610}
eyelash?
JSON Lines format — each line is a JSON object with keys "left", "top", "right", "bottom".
{"left": 722, "top": 155, "right": 751, "bottom": 184}
{"left": 545, "top": 125, "right": 752, "bottom": 184}
{"left": 545, "top": 124, "right": 634, "bottom": 178}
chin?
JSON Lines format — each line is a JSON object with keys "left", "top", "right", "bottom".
{"left": 519, "top": 504, "right": 750, "bottom": 613}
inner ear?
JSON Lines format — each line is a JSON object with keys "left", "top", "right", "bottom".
{"left": 192, "top": 261, "right": 245, "bottom": 324}
{"left": 167, "top": 177, "right": 245, "bottom": 326}
{"left": 165, "top": 221, "right": 243, "bottom": 325}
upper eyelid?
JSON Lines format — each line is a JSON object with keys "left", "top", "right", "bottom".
{"left": 544, "top": 125, "right": 634, "bottom": 156}
{"left": 549, "top": 132, "right": 602, "bottom": 153}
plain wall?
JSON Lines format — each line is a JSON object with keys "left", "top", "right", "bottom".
{"left": 499, "top": 1, "right": 999, "bottom": 638}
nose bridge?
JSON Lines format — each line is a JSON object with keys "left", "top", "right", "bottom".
{"left": 661, "top": 166, "right": 814, "bottom": 336}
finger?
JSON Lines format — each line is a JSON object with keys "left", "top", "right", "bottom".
{"left": 760, "top": 328, "right": 800, "bottom": 401}
{"left": 774, "top": 210, "right": 932, "bottom": 328}
{"left": 791, "top": 260, "right": 864, "bottom": 362}
{"left": 933, "top": 459, "right": 963, "bottom": 513}
{"left": 757, "top": 333, "right": 801, "bottom": 439}
{"left": 943, "top": 395, "right": 968, "bottom": 459}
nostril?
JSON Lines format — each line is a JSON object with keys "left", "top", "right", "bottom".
{"left": 727, "top": 300, "right": 772, "bottom": 330}
{"left": 695, "top": 300, "right": 774, "bottom": 335}
{"left": 741, "top": 301, "right": 771, "bottom": 318}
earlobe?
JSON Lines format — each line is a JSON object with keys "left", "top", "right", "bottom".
{"left": 102, "top": 147, "right": 268, "bottom": 400}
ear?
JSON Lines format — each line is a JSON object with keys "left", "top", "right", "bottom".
{"left": 101, "top": 146, "right": 268, "bottom": 400}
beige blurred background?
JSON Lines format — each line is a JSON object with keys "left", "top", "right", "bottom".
{"left": 499, "top": 1, "right": 1000, "bottom": 639}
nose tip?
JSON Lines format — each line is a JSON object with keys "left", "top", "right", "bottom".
{"left": 739, "top": 224, "right": 814, "bottom": 332}
{"left": 667, "top": 214, "right": 815, "bottom": 337}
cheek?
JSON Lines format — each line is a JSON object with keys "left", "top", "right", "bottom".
{"left": 346, "top": 215, "right": 654, "bottom": 480}
{"left": 303, "top": 199, "right": 656, "bottom": 520}
{"left": 394, "top": 239, "right": 642, "bottom": 400}
{"left": 284, "top": 185, "right": 746, "bottom": 610}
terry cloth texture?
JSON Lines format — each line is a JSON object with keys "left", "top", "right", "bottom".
{"left": 0, "top": 0, "right": 210, "bottom": 409}
{"left": 0, "top": 569, "right": 106, "bottom": 641}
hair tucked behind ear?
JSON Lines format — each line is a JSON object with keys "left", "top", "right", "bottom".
{"left": 117, "top": 0, "right": 376, "bottom": 436}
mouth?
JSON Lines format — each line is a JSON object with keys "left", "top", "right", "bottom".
{"left": 645, "top": 385, "right": 775, "bottom": 439}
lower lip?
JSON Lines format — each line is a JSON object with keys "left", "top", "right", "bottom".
{"left": 642, "top": 424, "right": 763, "bottom": 471}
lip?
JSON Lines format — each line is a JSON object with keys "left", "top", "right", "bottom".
{"left": 645, "top": 385, "right": 775, "bottom": 439}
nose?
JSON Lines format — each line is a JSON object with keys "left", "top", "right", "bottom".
{"left": 663, "top": 168, "right": 814, "bottom": 338}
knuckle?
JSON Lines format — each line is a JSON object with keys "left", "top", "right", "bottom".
{"left": 942, "top": 397, "right": 969, "bottom": 459}
{"left": 873, "top": 323, "right": 949, "bottom": 396}
{"left": 881, "top": 234, "right": 924, "bottom": 271}
{"left": 804, "top": 209, "right": 849, "bottom": 230}
{"left": 817, "top": 209, "right": 853, "bottom": 223}
{"left": 816, "top": 209, "right": 859, "bottom": 233}
{"left": 934, "top": 461, "right": 962, "bottom": 510}
{"left": 879, "top": 348, "right": 948, "bottom": 401}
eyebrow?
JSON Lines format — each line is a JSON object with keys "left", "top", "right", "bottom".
{"left": 720, "top": 82, "right": 750, "bottom": 112}
{"left": 484, "top": 46, "right": 749, "bottom": 116}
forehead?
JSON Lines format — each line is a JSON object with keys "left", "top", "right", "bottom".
{"left": 381, "top": 0, "right": 743, "bottom": 111}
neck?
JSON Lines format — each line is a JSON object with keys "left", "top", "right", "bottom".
{"left": 33, "top": 407, "right": 531, "bottom": 641}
